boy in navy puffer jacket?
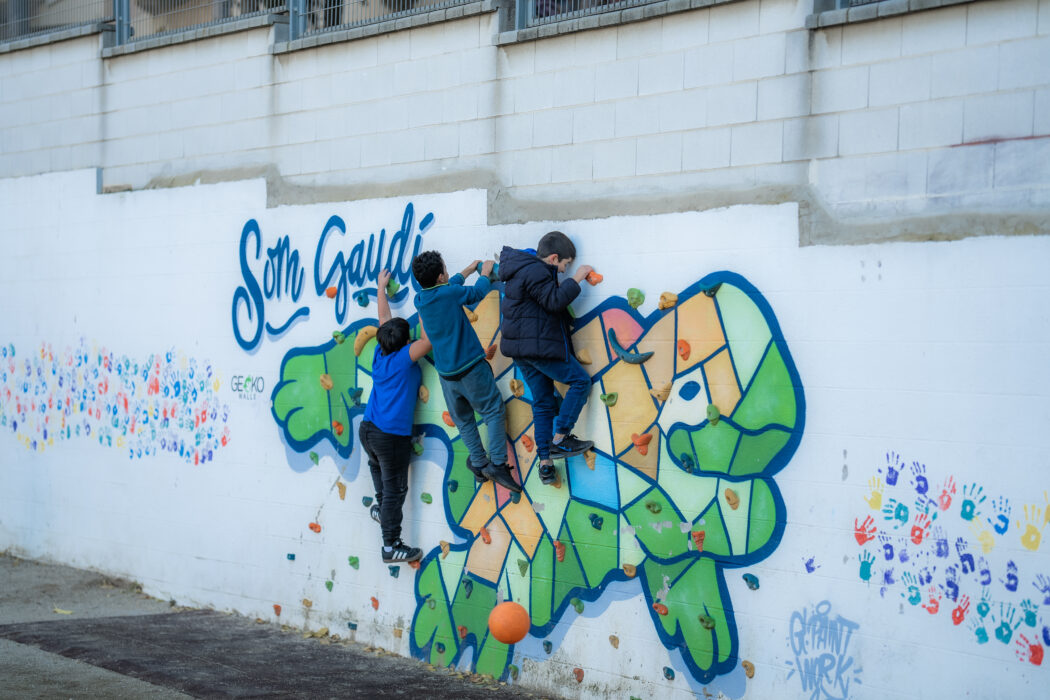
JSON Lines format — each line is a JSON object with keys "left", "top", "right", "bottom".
{"left": 499, "top": 231, "right": 594, "bottom": 484}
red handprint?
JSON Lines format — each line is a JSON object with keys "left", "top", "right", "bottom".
{"left": 910, "top": 512, "right": 932, "bottom": 545}
{"left": 922, "top": 587, "right": 941, "bottom": 615}
{"left": 1015, "top": 634, "right": 1044, "bottom": 666}
{"left": 854, "top": 515, "right": 877, "bottom": 545}
{"left": 952, "top": 594, "right": 970, "bottom": 626}
{"left": 938, "top": 476, "right": 956, "bottom": 511}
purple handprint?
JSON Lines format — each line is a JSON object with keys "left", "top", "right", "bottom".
{"left": 878, "top": 532, "right": 895, "bottom": 561}
{"left": 942, "top": 566, "right": 960, "bottom": 602}
{"left": 1033, "top": 574, "right": 1050, "bottom": 605}
{"left": 977, "top": 557, "right": 991, "bottom": 586}
{"left": 910, "top": 461, "right": 929, "bottom": 495}
{"left": 1003, "top": 561, "right": 1019, "bottom": 593}
{"left": 883, "top": 451, "right": 904, "bottom": 486}
{"left": 956, "top": 538, "right": 975, "bottom": 574}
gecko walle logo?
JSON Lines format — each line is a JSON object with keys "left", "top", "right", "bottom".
{"left": 231, "top": 374, "right": 265, "bottom": 400}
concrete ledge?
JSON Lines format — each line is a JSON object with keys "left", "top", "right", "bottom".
{"left": 101, "top": 13, "right": 281, "bottom": 58}
{"left": 272, "top": 0, "right": 494, "bottom": 54}
{"left": 0, "top": 22, "right": 107, "bottom": 54}
{"left": 494, "top": 0, "right": 743, "bottom": 46}
{"left": 806, "top": 0, "right": 978, "bottom": 30}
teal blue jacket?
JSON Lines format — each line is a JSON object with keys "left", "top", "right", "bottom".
{"left": 415, "top": 273, "right": 491, "bottom": 377}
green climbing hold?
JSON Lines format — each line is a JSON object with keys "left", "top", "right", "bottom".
{"left": 570, "top": 597, "right": 584, "bottom": 614}
{"left": 427, "top": 598, "right": 436, "bottom": 609}
{"left": 389, "top": 566, "right": 400, "bottom": 578}
{"left": 325, "top": 580, "right": 334, "bottom": 592}
{"left": 349, "top": 387, "right": 363, "bottom": 406}
{"left": 508, "top": 664, "right": 519, "bottom": 681}
{"left": 543, "top": 640, "right": 552, "bottom": 654}
{"left": 332, "top": 331, "right": 345, "bottom": 344}
{"left": 287, "top": 553, "right": 296, "bottom": 561}
{"left": 309, "top": 451, "right": 319, "bottom": 465}
{"left": 347, "top": 621, "right": 358, "bottom": 630}
{"left": 412, "top": 441, "right": 424, "bottom": 456}
{"left": 362, "top": 496, "right": 373, "bottom": 507}
{"left": 645, "top": 501, "right": 662, "bottom": 514}
{"left": 589, "top": 513, "right": 603, "bottom": 530}
{"left": 448, "top": 479, "right": 458, "bottom": 492}
{"left": 663, "top": 666, "right": 675, "bottom": 681}
{"left": 707, "top": 403, "right": 720, "bottom": 425}
{"left": 463, "top": 579, "right": 473, "bottom": 598}
{"left": 347, "top": 556, "right": 359, "bottom": 570}
{"left": 436, "top": 642, "right": 446, "bottom": 654}
{"left": 627, "top": 288, "right": 645, "bottom": 309}
{"left": 386, "top": 279, "right": 400, "bottom": 296}
{"left": 701, "top": 281, "right": 722, "bottom": 298}
{"left": 421, "top": 492, "right": 433, "bottom": 504}
{"left": 600, "top": 392, "right": 618, "bottom": 407}
{"left": 680, "top": 453, "right": 694, "bottom": 473}
{"left": 517, "top": 558, "right": 529, "bottom": 577}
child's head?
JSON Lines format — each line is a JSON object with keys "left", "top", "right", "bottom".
{"left": 537, "top": 231, "right": 576, "bottom": 273}
{"left": 376, "top": 317, "right": 411, "bottom": 355}
{"left": 412, "top": 250, "right": 446, "bottom": 288}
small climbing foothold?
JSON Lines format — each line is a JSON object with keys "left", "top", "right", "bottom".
{"left": 362, "top": 496, "right": 373, "bottom": 507}
{"left": 325, "top": 580, "right": 334, "bottom": 591}
{"left": 331, "top": 420, "right": 344, "bottom": 436}
{"left": 622, "top": 563, "right": 637, "bottom": 577}
{"left": 521, "top": 434, "right": 534, "bottom": 452}
{"left": 584, "top": 450, "right": 596, "bottom": 470}
{"left": 510, "top": 491, "right": 521, "bottom": 504}
{"left": 412, "top": 441, "right": 424, "bottom": 456}
{"left": 589, "top": 513, "right": 604, "bottom": 530}
{"left": 448, "top": 479, "right": 458, "bottom": 492}
{"left": 319, "top": 374, "right": 334, "bottom": 391}
{"left": 418, "top": 385, "right": 429, "bottom": 403}
{"left": 706, "top": 404, "right": 720, "bottom": 425}
{"left": 725, "top": 488, "right": 740, "bottom": 510}
{"left": 652, "top": 602, "right": 669, "bottom": 616}
{"left": 586, "top": 270, "right": 603, "bottom": 285}
{"left": 658, "top": 292, "right": 678, "bottom": 310}
{"left": 573, "top": 668, "right": 584, "bottom": 683}
{"left": 435, "top": 642, "right": 445, "bottom": 654}
{"left": 348, "top": 387, "right": 363, "bottom": 406}
{"left": 742, "top": 573, "right": 760, "bottom": 590}
{"left": 702, "top": 282, "right": 722, "bottom": 298}
{"left": 354, "top": 290, "right": 369, "bottom": 308}
{"left": 554, "top": 540, "right": 566, "bottom": 563}
{"left": 663, "top": 666, "right": 675, "bottom": 681}
{"left": 509, "top": 378, "right": 524, "bottom": 397}
{"left": 543, "top": 640, "right": 553, "bottom": 654}
{"left": 458, "top": 625, "right": 468, "bottom": 639}
{"left": 332, "top": 331, "right": 346, "bottom": 346}
{"left": 576, "top": 347, "right": 592, "bottom": 365}
{"left": 600, "top": 392, "right": 618, "bottom": 407}
{"left": 517, "top": 558, "right": 530, "bottom": 576}
{"left": 347, "top": 621, "right": 358, "bottom": 631}
{"left": 440, "top": 540, "right": 450, "bottom": 558}
{"left": 420, "top": 492, "right": 433, "bottom": 504}
{"left": 309, "top": 522, "right": 322, "bottom": 533}
{"left": 303, "top": 599, "right": 313, "bottom": 609}
{"left": 354, "top": 326, "right": 378, "bottom": 356}
{"left": 442, "top": 411, "right": 455, "bottom": 427}
{"left": 677, "top": 339, "right": 691, "bottom": 361}
{"left": 427, "top": 598, "right": 436, "bottom": 609}
{"left": 698, "top": 614, "right": 716, "bottom": 630}
{"left": 325, "top": 286, "right": 338, "bottom": 299}
{"left": 408, "top": 559, "right": 420, "bottom": 570}
{"left": 463, "top": 306, "right": 479, "bottom": 323}
{"left": 336, "top": 481, "right": 346, "bottom": 500}
{"left": 570, "top": 597, "right": 584, "bottom": 614}
{"left": 645, "top": 501, "right": 662, "bottom": 514}
{"left": 386, "top": 278, "right": 400, "bottom": 296}
{"left": 742, "top": 660, "right": 755, "bottom": 679}
{"left": 649, "top": 382, "right": 671, "bottom": 402}
{"left": 692, "top": 531, "right": 706, "bottom": 552}
{"left": 627, "top": 288, "right": 645, "bottom": 309}
{"left": 509, "top": 664, "right": 519, "bottom": 681}
{"left": 347, "top": 556, "right": 359, "bottom": 570}
{"left": 309, "top": 451, "right": 320, "bottom": 465}
{"left": 370, "top": 596, "right": 379, "bottom": 610}
{"left": 631, "top": 432, "right": 653, "bottom": 456}
{"left": 486, "top": 343, "right": 497, "bottom": 360}
{"left": 388, "top": 566, "right": 399, "bottom": 578}
{"left": 679, "top": 453, "right": 694, "bottom": 473}
{"left": 273, "top": 604, "right": 282, "bottom": 616}
{"left": 609, "top": 635, "right": 619, "bottom": 649}
{"left": 479, "top": 527, "right": 491, "bottom": 545}
{"left": 287, "top": 553, "right": 296, "bottom": 561}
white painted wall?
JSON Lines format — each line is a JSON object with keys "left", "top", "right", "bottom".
{"left": 1, "top": 169, "right": 1048, "bottom": 698}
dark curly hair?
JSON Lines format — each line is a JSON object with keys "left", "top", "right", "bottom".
{"left": 376, "top": 318, "right": 410, "bottom": 355}
{"left": 412, "top": 250, "right": 445, "bottom": 288}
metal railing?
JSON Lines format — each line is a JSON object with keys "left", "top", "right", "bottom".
{"left": 1, "top": 0, "right": 111, "bottom": 42}
{"left": 287, "top": 0, "right": 471, "bottom": 39}
{"left": 117, "top": 0, "right": 276, "bottom": 43}
{"left": 522, "top": 0, "right": 654, "bottom": 29}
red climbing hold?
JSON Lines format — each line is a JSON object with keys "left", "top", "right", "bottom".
{"left": 442, "top": 411, "right": 455, "bottom": 427}
{"left": 652, "top": 602, "right": 669, "bottom": 616}
{"left": 522, "top": 434, "right": 534, "bottom": 452}
{"left": 325, "top": 286, "right": 338, "bottom": 298}
{"left": 308, "top": 522, "right": 321, "bottom": 533}
{"left": 273, "top": 604, "right": 282, "bottom": 616}
{"left": 370, "top": 596, "right": 379, "bottom": 610}
{"left": 332, "top": 420, "right": 344, "bottom": 436}
{"left": 692, "top": 530, "right": 706, "bottom": 552}
{"left": 677, "top": 339, "right": 691, "bottom": 361}
{"left": 585, "top": 270, "right": 603, "bottom": 286}
{"left": 573, "top": 668, "right": 585, "bottom": 683}
{"left": 480, "top": 527, "right": 492, "bottom": 545}
{"left": 631, "top": 432, "right": 653, "bottom": 456}
{"left": 408, "top": 559, "right": 421, "bottom": 570}
{"left": 486, "top": 343, "right": 497, "bottom": 360}
{"left": 554, "top": 540, "right": 566, "bottom": 563}
{"left": 458, "top": 625, "right": 468, "bottom": 639}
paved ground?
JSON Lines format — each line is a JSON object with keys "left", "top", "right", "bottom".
{"left": 0, "top": 552, "right": 559, "bottom": 699}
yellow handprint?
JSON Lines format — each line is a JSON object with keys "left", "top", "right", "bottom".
{"left": 1018, "top": 504, "right": 1046, "bottom": 552}
{"left": 969, "top": 519, "right": 995, "bottom": 554}
{"left": 864, "top": 477, "right": 884, "bottom": 511}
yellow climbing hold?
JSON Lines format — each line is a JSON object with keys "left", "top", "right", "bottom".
{"left": 742, "top": 660, "right": 755, "bottom": 678}
{"left": 463, "top": 306, "right": 479, "bottom": 323}
{"left": 510, "top": 379, "right": 524, "bottom": 398}
{"left": 658, "top": 292, "right": 678, "bottom": 310}
{"left": 649, "top": 382, "right": 671, "bottom": 402}
{"left": 354, "top": 326, "right": 378, "bottom": 356}
{"left": 319, "top": 374, "right": 334, "bottom": 391}
{"left": 418, "top": 385, "right": 429, "bottom": 403}
{"left": 440, "top": 540, "right": 450, "bottom": 558}
{"left": 336, "top": 481, "right": 346, "bottom": 500}
{"left": 584, "top": 450, "right": 596, "bottom": 470}
{"left": 609, "top": 635, "right": 619, "bottom": 649}
{"left": 725, "top": 488, "right": 740, "bottom": 510}
{"left": 576, "top": 348, "right": 592, "bottom": 365}
{"left": 622, "top": 563, "right": 637, "bottom": 577}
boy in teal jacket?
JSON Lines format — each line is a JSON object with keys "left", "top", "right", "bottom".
{"left": 412, "top": 251, "right": 520, "bottom": 493}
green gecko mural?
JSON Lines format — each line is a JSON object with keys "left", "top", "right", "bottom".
{"left": 271, "top": 272, "right": 805, "bottom": 684}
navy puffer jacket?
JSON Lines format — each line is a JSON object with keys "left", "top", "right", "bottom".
{"left": 498, "top": 246, "right": 581, "bottom": 361}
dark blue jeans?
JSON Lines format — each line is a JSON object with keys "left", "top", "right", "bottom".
{"left": 359, "top": 420, "right": 412, "bottom": 546}
{"left": 438, "top": 360, "right": 508, "bottom": 467}
{"left": 516, "top": 356, "right": 591, "bottom": 460}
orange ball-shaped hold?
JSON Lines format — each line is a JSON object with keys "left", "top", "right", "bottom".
{"left": 487, "top": 601, "right": 531, "bottom": 645}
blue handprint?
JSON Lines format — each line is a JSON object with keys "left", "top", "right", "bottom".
{"left": 1002, "top": 561, "right": 1019, "bottom": 593}
{"left": 1033, "top": 574, "right": 1050, "bottom": 605}
{"left": 883, "top": 498, "right": 909, "bottom": 528}
{"left": 970, "top": 616, "right": 989, "bottom": 644}
{"left": 883, "top": 451, "right": 903, "bottom": 486}
{"left": 994, "top": 603, "right": 1021, "bottom": 644}
{"left": 932, "top": 527, "right": 949, "bottom": 558}
{"left": 909, "top": 461, "right": 929, "bottom": 495}
{"left": 956, "top": 538, "right": 975, "bottom": 574}
{"left": 960, "top": 483, "right": 986, "bottom": 522}
{"left": 859, "top": 551, "right": 876, "bottom": 582}
{"left": 878, "top": 532, "right": 895, "bottom": 561}
{"left": 942, "top": 566, "right": 959, "bottom": 602}
{"left": 977, "top": 557, "right": 992, "bottom": 586}
{"left": 901, "top": 572, "right": 922, "bottom": 605}
{"left": 1043, "top": 625, "right": 1050, "bottom": 647}
{"left": 918, "top": 565, "right": 936, "bottom": 586}
{"left": 898, "top": 546, "right": 910, "bottom": 563}
{"left": 986, "top": 496, "right": 1011, "bottom": 535}
{"left": 1020, "top": 599, "right": 1038, "bottom": 628}
{"left": 977, "top": 587, "right": 991, "bottom": 618}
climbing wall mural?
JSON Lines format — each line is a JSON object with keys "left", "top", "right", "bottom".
{"left": 270, "top": 271, "right": 804, "bottom": 685}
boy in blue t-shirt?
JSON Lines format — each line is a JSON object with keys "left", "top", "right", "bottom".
{"left": 412, "top": 250, "right": 521, "bottom": 493}
{"left": 359, "top": 269, "right": 432, "bottom": 564}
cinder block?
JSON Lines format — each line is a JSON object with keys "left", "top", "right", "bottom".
{"left": 869, "top": 56, "right": 931, "bottom": 106}
{"left": 812, "top": 65, "right": 868, "bottom": 114}
{"left": 512, "top": 74, "right": 556, "bottom": 113}
{"left": 658, "top": 88, "right": 707, "bottom": 132}
{"left": 510, "top": 147, "right": 552, "bottom": 185}
{"left": 927, "top": 143, "right": 994, "bottom": 194}
{"left": 532, "top": 109, "right": 574, "bottom": 147}
{"left": 733, "top": 32, "right": 786, "bottom": 81}
{"left": 616, "top": 18, "right": 664, "bottom": 59}
{"left": 783, "top": 114, "right": 839, "bottom": 161}
{"left": 443, "top": 84, "right": 480, "bottom": 123}
{"left": 614, "top": 97, "right": 652, "bottom": 137}
{"left": 902, "top": 4, "right": 967, "bottom": 55}
{"left": 759, "top": 0, "right": 808, "bottom": 35}
{"left": 425, "top": 52, "right": 463, "bottom": 92}
{"left": 423, "top": 123, "right": 460, "bottom": 160}
{"left": 553, "top": 66, "right": 597, "bottom": 108}
{"left": 407, "top": 91, "right": 443, "bottom": 129}
{"left": 592, "top": 138, "right": 637, "bottom": 179}
{"left": 1035, "top": 87, "right": 1050, "bottom": 134}
{"left": 534, "top": 33, "right": 576, "bottom": 73}
{"left": 639, "top": 52, "right": 685, "bottom": 95}
{"left": 839, "top": 107, "right": 899, "bottom": 156}
{"left": 574, "top": 29, "right": 618, "bottom": 65}
{"left": 966, "top": 0, "right": 1039, "bottom": 46}
{"left": 785, "top": 29, "right": 809, "bottom": 74}
{"left": 757, "top": 72, "right": 810, "bottom": 121}
{"left": 683, "top": 41, "right": 733, "bottom": 88}
{"left": 636, "top": 132, "right": 683, "bottom": 175}
{"left": 930, "top": 44, "right": 998, "bottom": 98}
{"left": 595, "top": 60, "right": 639, "bottom": 102}
{"left": 360, "top": 132, "right": 393, "bottom": 167}
{"left": 709, "top": 0, "right": 760, "bottom": 42}
{"left": 459, "top": 118, "right": 496, "bottom": 155}
{"left": 572, "top": 103, "right": 616, "bottom": 142}
{"left": 388, "top": 130, "right": 425, "bottom": 164}
{"left": 809, "top": 26, "right": 842, "bottom": 70}
{"left": 998, "top": 36, "right": 1050, "bottom": 90}
{"left": 680, "top": 125, "right": 730, "bottom": 171}
{"left": 550, "top": 143, "right": 594, "bottom": 183}
{"left": 496, "top": 113, "right": 533, "bottom": 150}
{"left": 706, "top": 81, "right": 757, "bottom": 125}
{"left": 899, "top": 98, "right": 964, "bottom": 150}
{"left": 963, "top": 91, "right": 1035, "bottom": 142}
{"left": 730, "top": 120, "right": 783, "bottom": 166}
{"left": 841, "top": 17, "right": 903, "bottom": 66}
{"left": 994, "top": 137, "right": 1050, "bottom": 187}
{"left": 662, "top": 8, "right": 710, "bottom": 52}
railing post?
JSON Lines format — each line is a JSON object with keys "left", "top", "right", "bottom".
{"left": 113, "top": 0, "right": 131, "bottom": 44}
{"left": 515, "top": 0, "right": 529, "bottom": 30}
{"left": 288, "top": 0, "right": 306, "bottom": 40}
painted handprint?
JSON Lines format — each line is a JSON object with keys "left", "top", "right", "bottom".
{"left": 910, "top": 511, "right": 933, "bottom": 545}
{"left": 986, "top": 496, "right": 1010, "bottom": 535}
{"left": 977, "top": 587, "right": 991, "bottom": 618}
{"left": 976, "top": 557, "right": 992, "bottom": 586}
{"left": 272, "top": 274, "right": 805, "bottom": 684}
{"left": 882, "top": 451, "right": 903, "bottom": 487}
{"left": 921, "top": 586, "right": 941, "bottom": 615}
{"left": 951, "top": 594, "right": 970, "bottom": 626}
{"left": 941, "top": 565, "right": 959, "bottom": 602}
{"left": 1032, "top": 574, "right": 1050, "bottom": 605}
{"left": 931, "top": 526, "right": 949, "bottom": 558}
{"left": 1020, "top": 599, "right": 1038, "bottom": 628}
{"left": 877, "top": 532, "right": 896, "bottom": 561}
{"left": 970, "top": 616, "right": 989, "bottom": 644}
{"left": 854, "top": 515, "right": 877, "bottom": 545}
{"left": 993, "top": 603, "right": 1021, "bottom": 644}
{"left": 1015, "top": 634, "right": 1044, "bottom": 666}
{"left": 882, "top": 498, "right": 909, "bottom": 529}
{"left": 1002, "top": 560, "right": 1019, "bottom": 593}
{"left": 901, "top": 571, "right": 921, "bottom": 606}
{"left": 956, "top": 537, "right": 974, "bottom": 574}
{"left": 969, "top": 519, "right": 995, "bottom": 554}
{"left": 863, "top": 476, "right": 884, "bottom": 511}
{"left": 858, "top": 551, "right": 875, "bottom": 582}
{"left": 909, "top": 461, "right": 929, "bottom": 496}
{"left": 960, "top": 483, "right": 986, "bottom": 522}
{"left": 1018, "top": 503, "right": 1046, "bottom": 551}
{"left": 937, "top": 475, "right": 956, "bottom": 511}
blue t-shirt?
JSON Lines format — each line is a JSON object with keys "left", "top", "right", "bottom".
{"left": 363, "top": 344, "right": 421, "bottom": 437}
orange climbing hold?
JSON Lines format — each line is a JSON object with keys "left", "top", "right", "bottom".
{"left": 325, "top": 286, "right": 338, "bottom": 298}
{"left": 554, "top": 540, "right": 566, "bottom": 562}
{"left": 408, "top": 560, "right": 421, "bottom": 570}
{"left": 273, "top": 604, "right": 282, "bottom": 616}
{"left": 488, "top": 601, "right": 531, "bottom": 644}
{"left": 725, "top": 488, "right": 740, "bottom": 510}
{"left": 480, "top": 527, "right": 492, "bottom": 545}
{"left": 370, "top": 597, "right": 379, "bottom": 610}
{"left": 573, "top": 668, "right": 585, "bottom": 683}
{"left": 458, "top": 625, "right": 468, "bottom": 639}
{"left": 337, "top": 481, "right": 347, "bottom": 500}
{"left": 440, "top": 540, "right": 450, "bottom": 558}
{"left": 692, "top": 530, "right": 706, "bottom": 552}
{"left": 631, "top": 432, "right": 653, "bottom": 455}
{"left": 302, "top": 599, "right": 313, "bottom": 608}
{"left": 652, "top": 602, "right": 669, "bottom": 616}
{"left": 486, "top": 343, "right": 497, "bottom": 360}
{"left": 677, "top": 339, "right": 691, "bottom": 361}
{"left": 309, "top": 522, "right": 322, "bottom": 533}
{"left": 522, "top": 434, "right": 534, "bottom": 452}
{"left": 442, "top": 411, "right": 455, "bottom": 427}
{"left": 586, "top": 270, "right": 603, "bottom": 286}
{"left": 332, "top": 421, "right": 344, "bottom": 436}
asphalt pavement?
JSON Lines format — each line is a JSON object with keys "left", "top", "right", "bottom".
{"left": 0, "top": 551, "right": 559, "bottom": 699}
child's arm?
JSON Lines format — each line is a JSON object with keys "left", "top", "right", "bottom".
{"left": 459, "top": 260, "right": 495, "bottom": 305}
{"left": 409, "top": 320, "right": 433, "bottom": 362}
{"left": 525, "top": 266, "right": 589, "bottom": 313}
{"left": 376, "top": 269, "right": 393, "bottom": 326}
{"left": 458, "top": 260, "right": 481, "bottom": 280}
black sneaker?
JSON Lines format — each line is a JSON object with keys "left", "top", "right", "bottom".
{"left": 483, "top": 462, "right": 522, "bottom": 493}
{"left": 382, "top": 539, "right": 422, "bottom": 564}
{"left": 466, "top": 457, "right": 490, "bottom": 484}
{"left": 539, "top": 462, "right": 557, "bottom": 485}
{"left": 550, "top": 434, "right": 593, "bottom": 458}
{"left": 369, "top": 503, "right": 381, "bottom": 524}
